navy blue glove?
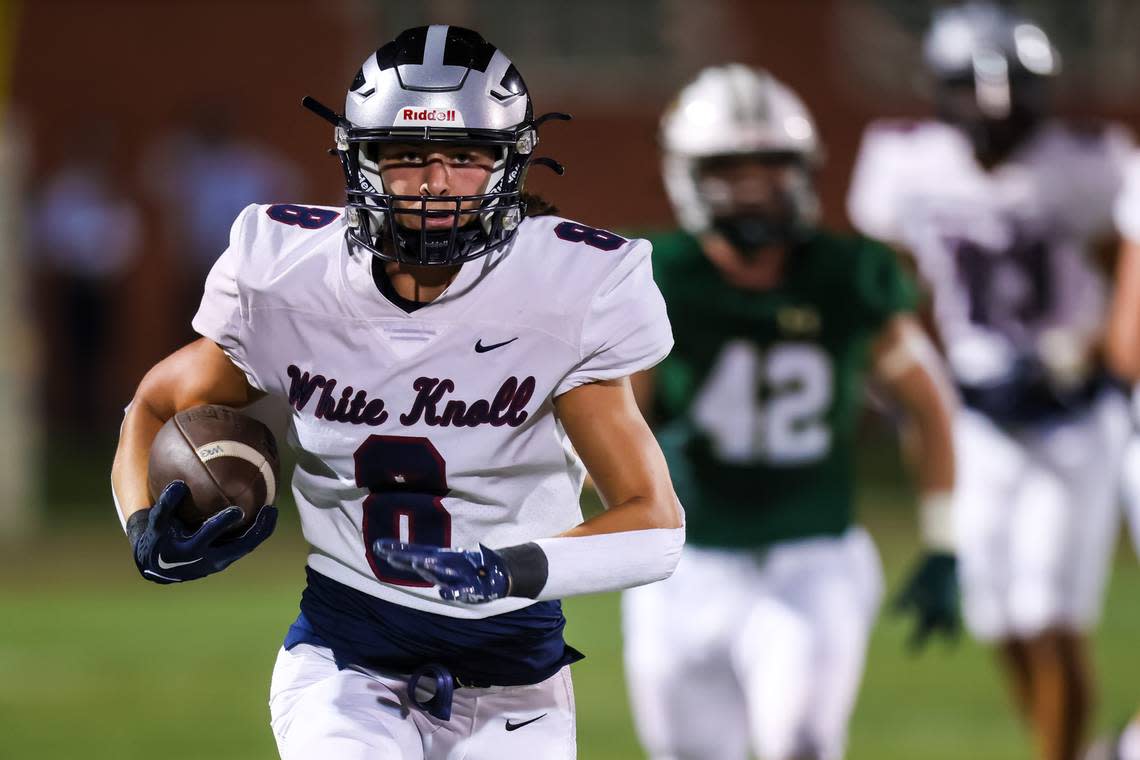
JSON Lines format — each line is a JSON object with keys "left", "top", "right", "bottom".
{"left": 373, "top": 540, "right": 511, "bottom": 603}
{"left": 893, "top": 551, "right": 961, "bottom": 652}
{"left": 127, "top": 481, "right": 277, "bottom": 584}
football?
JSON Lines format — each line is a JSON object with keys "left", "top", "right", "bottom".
{"left": 147, "top": 405, "right": 280, "bottom": 533}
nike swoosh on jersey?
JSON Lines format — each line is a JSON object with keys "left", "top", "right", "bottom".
{"left": 157, "top": 555, "right": 204, "bottom": 570}
{"left": 505, "top": 713, "right": 546, "bottom": 731}
{"left": 474, "top": 337, "right": 519, "bottom": 353}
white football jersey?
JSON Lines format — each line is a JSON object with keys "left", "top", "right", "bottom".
{"left": 848, "top": 119, "right": 1132, "bottom": 386}
{"left": 193, "top": 205, "right": 673, "bottom": 618}
{"left": 1115, "top": 150, "right": 1140, "bottom": 243}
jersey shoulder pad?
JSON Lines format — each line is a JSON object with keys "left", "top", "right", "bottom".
{"left": 808, "top": 230, "right": 917, "bottom": 327}
{"left": 862, "top": 118, "right": 926, "bottom": 137}
{"left": 512, "top": 215, "right": 651, "bottom": 294}
{"left": 216, "top": 203, "right": 348, "bottom": 321}
{"left": 849, "top": 119, "right": 963, "bottom": 242}
{"left": 1115, "top": 150, "right": 1140, "bottom": 240}
{"left": 1035, "top": 121, "right": 1134, "bottom": 234}
{"left": 227, "top": 203, "right": 344, "bottom": 288}
{"left": 511, "top": 216, "right": 671, "bottom": 393}
{"left": 860, "top": 118, "right": 960, "bottom": 152}
{"left": 1035, "top": 119, "right": 1134, "bottom": 168}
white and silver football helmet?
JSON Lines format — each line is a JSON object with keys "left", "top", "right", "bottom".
{"left": 661, "top": 64, "right": 821, "bottom": 249}
{"left": 923, "top": 2, "right": 1059, "bottom": 161}
{"left": 304, "top": 25, "right": 568, "bottom": 265}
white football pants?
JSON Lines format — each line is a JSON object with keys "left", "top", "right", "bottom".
{"left": 954, "top": 393, "right": 1130, "bottom": 642}
{"left": 1121, "top": 436, "right": 1140, "bottom": 559}
{"left": 622, "top": 528, "right": 883, "bottom": 760}
{"left": 1119, "top": 392, "right": 1140, "bottom": 559}
{"left": 269, "top": 643, "right": 576, "bottom": 759}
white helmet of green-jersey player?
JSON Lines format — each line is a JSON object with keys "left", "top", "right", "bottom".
{"left": 661, "top": 64, "right": 822, "bottom": 252}
{"left": 303, "top": 25, "right": 568, "bottom": 266}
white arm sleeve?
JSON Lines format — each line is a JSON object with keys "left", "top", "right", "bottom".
{"left": 529, "top": 526, "right": 685, "bottom": 600}
{"left": 191, "top": 204, "right": 265, "bottom": 391}
{"left": 554, "top": 239, "right": 673, "bottom": 396}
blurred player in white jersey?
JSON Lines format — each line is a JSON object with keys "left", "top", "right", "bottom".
{"left": 110, "top": 25, "right": 684, "bottom": 759}
{"left": 849, "top": 4, "right": 1133, "bottom": 759}
{"left": 1098, "top": 151, "right": 1140, "bottom": 760}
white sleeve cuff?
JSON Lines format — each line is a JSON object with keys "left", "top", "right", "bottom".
{"left": 919, "top": 492, "right": 956, "bottom": 552}
{"left": 530, "top": 525, "right": 685, "bottom": 600}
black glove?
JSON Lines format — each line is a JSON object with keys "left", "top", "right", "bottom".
{"left": 127, "top": 481, "right": 277, "bottom": 584}
{"left": 893, "top": 551, "right": 960, "bottom": 652}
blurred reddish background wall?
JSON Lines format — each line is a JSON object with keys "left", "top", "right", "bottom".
{"left": 13, "top": 0, "right": 1140, "bottom": 428}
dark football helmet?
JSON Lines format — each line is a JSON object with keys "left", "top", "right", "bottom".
{"left": 924, "top": 2, "right": 1060, "bottom": 164}
{"left": 304, "top": 25, "right": 567, "bottom": 265}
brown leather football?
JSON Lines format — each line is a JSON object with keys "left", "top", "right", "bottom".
{"left": 147, "top": 405, "right": 280, "bottom": 533}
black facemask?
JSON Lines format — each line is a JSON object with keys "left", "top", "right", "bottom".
{"left": 711, "top": 212, "right": 801, "bottom": 255}
{"left": 389, "top": 221, "right": 486, "bottom": 266}
{"left": 936, "top": 74, "right": 1048, "bottom": 167}
{"left": 961, "top": 106, "right": 1042, "bottom": 167}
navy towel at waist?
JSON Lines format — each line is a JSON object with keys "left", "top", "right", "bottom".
{"left": 958, "top": 367, "right": 1120, "bottom": 426}
{"left": 284, "top": 567, "right": 583, "bottom": 687}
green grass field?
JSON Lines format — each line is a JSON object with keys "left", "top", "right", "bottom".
{"left": 2, "top": 440, "right": 1138, "bottom": 759}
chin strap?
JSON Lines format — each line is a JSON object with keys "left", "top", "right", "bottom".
{"left": 302, "top": 96, "right": 345, "bottom": 126}
{"left": 530, "top": 157, "right": 565, "bottom": 175}
{"left": 529, "top": 113, "right": 572, "bottom": 176}
{"left": 534, "top": 111, "right": 572, "bottom": 127}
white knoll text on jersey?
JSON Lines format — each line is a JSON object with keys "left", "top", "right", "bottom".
{"left": 193, "top": 204, "right": 673, "bottom": 619}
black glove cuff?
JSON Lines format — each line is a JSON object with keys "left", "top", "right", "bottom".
{"left": 497, "top": 542, "right": 549, "bottom": 599}
{"left": 126, "top": 509, "right": 150, "bottom": 551}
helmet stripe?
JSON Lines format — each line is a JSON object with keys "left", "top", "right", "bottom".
{"left": 441, "top": 26, "right": 497, "bottom": 72}
{"left": 374, "top": 26, "right": 428, "bottom": 72}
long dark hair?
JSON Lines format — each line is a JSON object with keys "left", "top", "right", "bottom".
{"left": 523, "top": 192, "right": 559, "bottom": 217}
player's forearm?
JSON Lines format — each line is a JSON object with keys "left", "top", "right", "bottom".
{"left": 874, "top": 316, "right": 956, "bottom": 493}
{"left": 561, "top": 491, "right": 683, "bottom": 538}
{"left": 893, "top": 369, "right": 957, "bottom": 552}
{"left": 521, "top": 376, "right": 685, "bottom": 598}
{"left": 111, "top": 339, "right": 259, "bottom": 529}
{"left": 1105, "top": 239, "right": 1140, "bottom": 381}
{"left": 903, "top": 402, "right": 955, "bottom": 494}
{"left": 111, "top": 396, "right": 167, "bottom": 528}
{"left": 490, "top": 489, "right": 684, "bottom": 601}
{"left": 873, "top": 316, "right": 958, "bottom": 551}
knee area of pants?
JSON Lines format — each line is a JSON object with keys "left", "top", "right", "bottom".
{"left": 286, "top": 733, "right": 406, "bottom": 759}
{"left": 754, "top": 732, "right": 831, "bottom": 760}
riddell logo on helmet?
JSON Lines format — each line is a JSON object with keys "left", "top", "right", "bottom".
{"left": 395, "top": 107, "right": 464, "bottom": 126}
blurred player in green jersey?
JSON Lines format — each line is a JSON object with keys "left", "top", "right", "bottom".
{"left": 622, "top": 65, "right": 960, "bottom": 760}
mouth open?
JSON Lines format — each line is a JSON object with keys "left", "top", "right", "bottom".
{"left": 422, "top": 214, "right": 460, "bottom": 229}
